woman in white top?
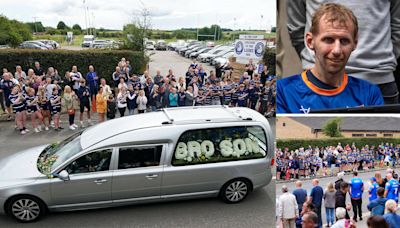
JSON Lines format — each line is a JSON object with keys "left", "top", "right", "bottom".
{"left": 136, "top": 90, "right": 147, "bottom": 114}
{"left": 117, "top": 87, "right": 127, "bottom": 117}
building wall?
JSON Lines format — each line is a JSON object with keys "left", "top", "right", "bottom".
{"left": 341, "top": 131, "right": 400, "bottom": 138}
{"left": 276, "top": 117, "right": 324, "bottom": 139}
{"left": 277, "top": 117, "right": 400, "bottom": 139}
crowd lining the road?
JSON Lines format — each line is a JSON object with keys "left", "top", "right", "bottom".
{"left": 0, "top": 58, "right": 275, "bottom": 134}
{"left": 276, "top": 143, "right": 400, "bottom": 180}
{"left": 277, "top": 168, "right": 400, "bottom": 228}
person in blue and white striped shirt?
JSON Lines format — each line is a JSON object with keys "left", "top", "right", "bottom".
{"left": 9, "top": 85, "right": 28, "bottom": 134}
{"left": 50, "top": 87, "right": 62, "bottom": 131}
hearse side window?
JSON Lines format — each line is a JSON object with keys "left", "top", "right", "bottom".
{"left": 65, "top": 149, "right": 112, "bottom": 174}
{"left": 172, "top": 126, "right": 267, "bottom": 166}
{"left": 118, "top": 146, "right": 162, "bottom": 169}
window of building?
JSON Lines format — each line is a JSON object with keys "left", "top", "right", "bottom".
{"left": 384, "top": 134, "right": 393, "bottom": 137}
{"left": 352, "top": 134, "right": 364, "bottom": 137}
{"left": 366, "top": 134, "right": 377, "bottom": 137}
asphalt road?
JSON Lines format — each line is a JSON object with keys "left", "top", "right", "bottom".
{"left": 0, "top": 51, "right": 275, "bottom": 227}
{"left": 275, "top": 170, "right": 397, "bottom": 228}
{"left": 148, "top": 50, "right": 214, "bottom": 78}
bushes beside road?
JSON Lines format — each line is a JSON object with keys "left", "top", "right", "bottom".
{"left": 262, "top": 47, "right": 275, "bottom": 75}
{"left": 0, "top": 49, "right": 148, "bottom": 83}
{"left": 277, "top": 138, "right": 400, "bottom": 151}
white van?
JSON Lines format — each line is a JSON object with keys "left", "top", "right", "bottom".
{"left": 81, "top": 35, "right": 95, "bottom": 47}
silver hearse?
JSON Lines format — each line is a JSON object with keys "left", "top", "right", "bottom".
{"left": 0, "top": 106, "right": 273, "bottom": 222}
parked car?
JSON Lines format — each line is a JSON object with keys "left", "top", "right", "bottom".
{"left": 211, "top": 51, "right": 234, "bottom": 66}
{"left": 19, "top": 41, "right": 49, "bottom": 50}
{"left": 155, "top": 40, "right": 167, "bottom": 50}
{"left": 81, "top": 35, "right": 95, "bottom": 47}
{"left": 36, "top": 40, "right": 60, "bottom": 49}
{"left": 184, "top": 46, "right": 205, "bottom": 58}
{"left": 189, "top": 47, "right": 212, "bottom": 59}
{"left": 0, "top": 45, "right": 11, "bottom": 49}
{"left": 90, "top": 40, "right": 118, "bottom": 49}
{"left": 0, "top": 106, "right": 273, "bottom": 222}
{"left": 197, "top": 45, "right": 227, "bottom": 62}
{"left": 206, "top": 47, "right": 234, "bottom": 63}
{"left": 199, "top": 46, "right": 233, "bottom": 63}
{"left": 145, "top": 41, "right": 155, "bottom": 50}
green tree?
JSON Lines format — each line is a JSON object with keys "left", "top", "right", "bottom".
{"left": 72, "top": 24, "right": 82, "bottom": 31}
{"left": 197, "top": 25, "right": 223, "bottom": 41}
{"left": 323, "top": 118, "right": 343, "bottom": 137}
{"left": 26, "top": 21, "right": 45, "bottom": 33}
{"left": 123, "top": 6, "right": 152, "bottom": 52}
{"left": 0, "top": 16, "right": 31, "bottom": 47}
{"left": 46, "top": 27, "right": 57, "bottom": 35}
{"left": 57, "top": 21, "right": 69, "bottom": 30}
{"left": 263, "top": 47, "right": 276, "bottom": 75}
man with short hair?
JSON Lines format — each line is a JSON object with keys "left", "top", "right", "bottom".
{"left": 279, "top": 185, "right": 299, "bottom": 228}
{"left": 308, "top": 179, "right": 323, "bottom": 227}
{"left": 277, "top": 3, "right": 384, "bottom": 113}
{"left": 287, "top": 0, "right": 400, "bottom": 104}
{"left": 367, "top": 187, "right": 387, "bottom": 216}
{"left": 293, "top": 181, "right": 307, "bottom": 228}
{"left": 301, "top": 211, "right": 318, "bottom": 228}
{"left": 349, "top": 171, "right": 364, "bottom": 222}
{"left": 33, "top": 61, "right": 45, "bottom": 78}
{"left": 77, "top": 79, "right": 92, "bottom": 127}
{"left": 384, "top": 172, "right": 399, "bottom": 203}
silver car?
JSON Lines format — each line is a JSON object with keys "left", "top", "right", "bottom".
{"left": 0, "top": 106, "right": 273, "bottom": 222}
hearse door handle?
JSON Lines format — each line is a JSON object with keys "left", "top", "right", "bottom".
{"left": 145, "top": 174, "right": 158, "bottom": 180}
{"left": 94, "top": 179, "right": 108, "bottom": 184}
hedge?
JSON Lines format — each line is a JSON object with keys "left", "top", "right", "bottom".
{"left": 277, "top": 138, "right": 400, "bottom": 151}
{"left": 0, "top": 49, "right": 148, "bottom": 85}
{"left": 262, "top": 47, "right": 275, "bottom": 75}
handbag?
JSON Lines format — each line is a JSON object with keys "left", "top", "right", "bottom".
{"left": 68, "top": 109, "right": 75, "bottom": 115}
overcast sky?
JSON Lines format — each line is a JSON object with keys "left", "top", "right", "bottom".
{"left": 0, "top": 0, "right": 275, "bottom": 30}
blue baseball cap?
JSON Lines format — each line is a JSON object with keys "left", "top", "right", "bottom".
{"left": 370, "top": 177, "right": 376, "bottom": 182}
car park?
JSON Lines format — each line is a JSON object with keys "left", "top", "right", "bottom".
{"left": 0, "top": 106, "right": 273, "bottom": 223}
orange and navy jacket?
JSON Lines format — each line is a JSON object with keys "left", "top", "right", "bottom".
{"left": 277, "top": 71, "right": 384, "bottom": 113}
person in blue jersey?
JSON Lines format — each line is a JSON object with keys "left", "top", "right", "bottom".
{"left": 277, "top": 3, "right": 384, "bottom": 113}
{"left": 349, "top": 171, "right": 364, "bottom": 222}
{"left": 86, "top": 65, "right": 99, "bottom": 103}
{"left": 369, "top": 177, "right": 379, "bottom": 202}
{"left": 384, "top": 173, "right": 399, "bottom": 203}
